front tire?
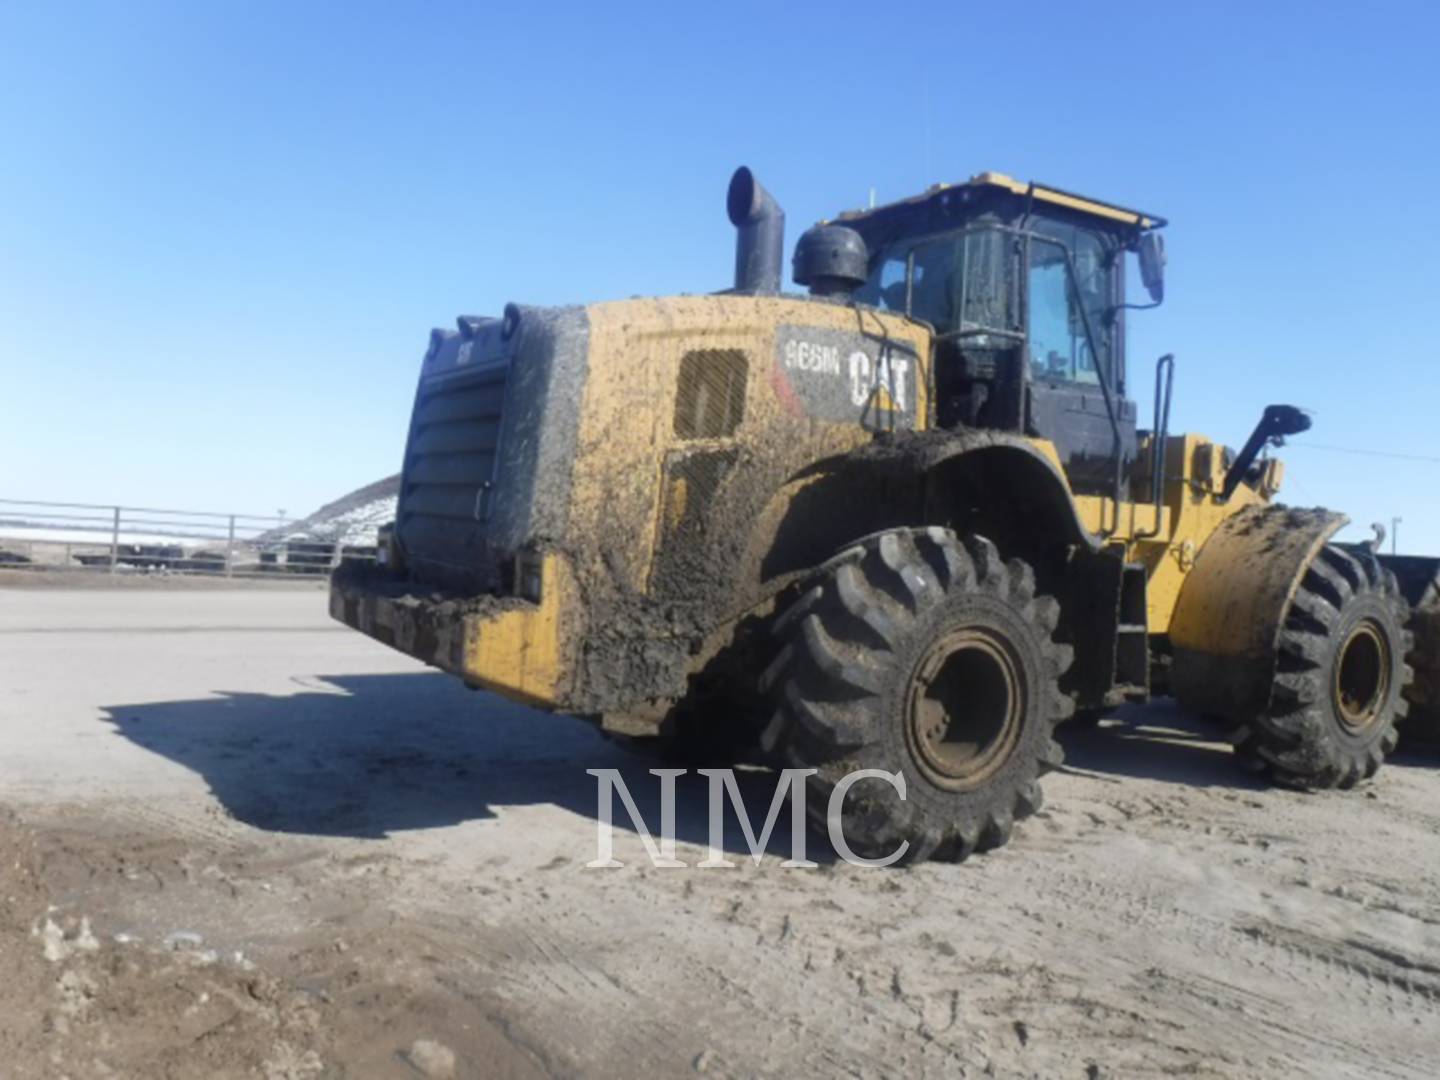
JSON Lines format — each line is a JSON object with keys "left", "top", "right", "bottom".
{"left": 1234, "top": 545, "right": 1413, "bottom": 788}
{"left": 760, "top": 528, "right": 1074, "bottom": 864}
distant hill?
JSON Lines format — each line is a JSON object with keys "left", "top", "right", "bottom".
{"left": 261, "top": 475, "right": 399, "bottom": 547}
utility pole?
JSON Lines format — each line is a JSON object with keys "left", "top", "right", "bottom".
{"left": 1391, "top": 516, "right": 1402, "bottom": 556}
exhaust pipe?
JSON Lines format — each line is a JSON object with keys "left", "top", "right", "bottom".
{"left": 727, "top": 166, "right": 785, "bottom": 294}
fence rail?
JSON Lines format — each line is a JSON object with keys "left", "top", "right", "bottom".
{"left": 0, "top": 497, "right": 378, "bottom": 578}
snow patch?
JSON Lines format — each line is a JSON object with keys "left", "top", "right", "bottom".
{"left": 260, "top": 475, "right": 399, "bottom": 548}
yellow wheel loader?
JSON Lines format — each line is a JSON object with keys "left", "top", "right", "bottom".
{"left": 332, "top": 167, "right": 1439, "bottom": 863}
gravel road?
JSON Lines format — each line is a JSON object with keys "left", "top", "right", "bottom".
{"left": 2, "top": 586, "right": 1437, "bottom": 1078}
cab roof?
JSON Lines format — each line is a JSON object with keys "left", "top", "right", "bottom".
{"left": 835, "top": 172, "right": 1166, "bottom": 231}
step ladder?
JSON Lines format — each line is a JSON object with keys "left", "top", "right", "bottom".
{"left": 1114, "top": 562, "right": 1150, "bottom": 700}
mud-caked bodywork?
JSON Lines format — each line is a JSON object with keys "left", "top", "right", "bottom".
{"left": 332, "top": 293, "right": 937, "bottom": 714}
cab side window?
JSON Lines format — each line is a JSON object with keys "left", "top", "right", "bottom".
{"left": 854, "top": 253, "right": 908, "bottom": 313}
{"left": 909, "top": 241, "right": 956, "bottom": 329}
{"left": 1027, "top": 226, "right": 1110, "bottom": 385}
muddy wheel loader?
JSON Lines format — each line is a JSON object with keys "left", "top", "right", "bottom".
{"left": 332, "top": 166, "right": 1440, "bottom": 863}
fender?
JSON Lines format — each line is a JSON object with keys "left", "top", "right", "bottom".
{"left": 734, "top": 430, "right": 1100, "bottom": 615}
{"left": 1170, "top": 505, "right": 1347, "bottom": 718}
{"left": 853, "top": 430, "right": 1102, "bottom": 555}
{"left": 661, "top": 431, "right": 1110, "bottom": 715}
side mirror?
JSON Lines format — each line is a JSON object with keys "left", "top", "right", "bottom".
{"left": 1264, "top": 403, "right": 1312, "bottom": 438}
{"left": 1137, "top": 231, "right": 1166, "bottom": 303}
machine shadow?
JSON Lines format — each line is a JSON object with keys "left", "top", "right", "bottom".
{"left": 1056, "top": 700, "right": 1269, "bottom": 790}
{"left": 99, "top": 672, "right": 834, "bottom": 862}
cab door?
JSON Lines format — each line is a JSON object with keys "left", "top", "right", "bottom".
{"left": 1024, "top": 226, "right": 1136, "bottom": 494}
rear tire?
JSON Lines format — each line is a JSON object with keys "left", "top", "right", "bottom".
{"left": 760, "top": 528, "right": 1074, "bottom": 864}
{"left": 1233, "top": 546, "right": 1413, "bottom": 788}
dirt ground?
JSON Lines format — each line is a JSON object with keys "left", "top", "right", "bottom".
{"left": 2, "top": 586, "right": 1438, "bottom": 1078}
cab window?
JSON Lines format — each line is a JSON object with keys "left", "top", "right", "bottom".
{"left": 1027, "top": 223, "right": 1112, "bottom": 385}
{"left": 909, "top": 240, "right": 956, "bottom": 329}
{"left": 909, "top": 229, "right": 1018, "bottom": 336}
{"left": 856, "top": 252, "right": 908, "bottom": 312}
{"left": 856, "top": 228, "right": 1017, "bottom": 337}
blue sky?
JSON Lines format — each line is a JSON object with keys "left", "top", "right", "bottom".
{"left": 2, "top": 1, "right": 1437, "bottom": 552}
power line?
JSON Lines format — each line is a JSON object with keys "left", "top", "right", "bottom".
{"left": 1286, "top": 442, "right": 1440, "bottom": 465}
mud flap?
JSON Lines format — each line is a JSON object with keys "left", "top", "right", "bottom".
{"left": 1169, "top": 506, "right": 1346, "bottom": 719}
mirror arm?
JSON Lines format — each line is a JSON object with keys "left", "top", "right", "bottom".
{"left": 1220, "top": 405, "right": 1313, "bottom": 502}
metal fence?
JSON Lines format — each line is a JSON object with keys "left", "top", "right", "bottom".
{"left": 0, "top": 497, "right": 378, "bottom": 578}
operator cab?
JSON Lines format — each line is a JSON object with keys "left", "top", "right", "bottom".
{"left": 834, "top": 175, "right": 1167, "bottom": 495}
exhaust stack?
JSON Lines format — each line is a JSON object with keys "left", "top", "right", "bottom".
{"left": 727, "top": 166, "right": 785, "bottom": 294}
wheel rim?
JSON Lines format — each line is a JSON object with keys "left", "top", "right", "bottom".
{"left": 905, "top": 627, "right": 1025, "bottom": 791}
{"left": 1333, "top": 619, "right": 1391, "bottom": 733}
